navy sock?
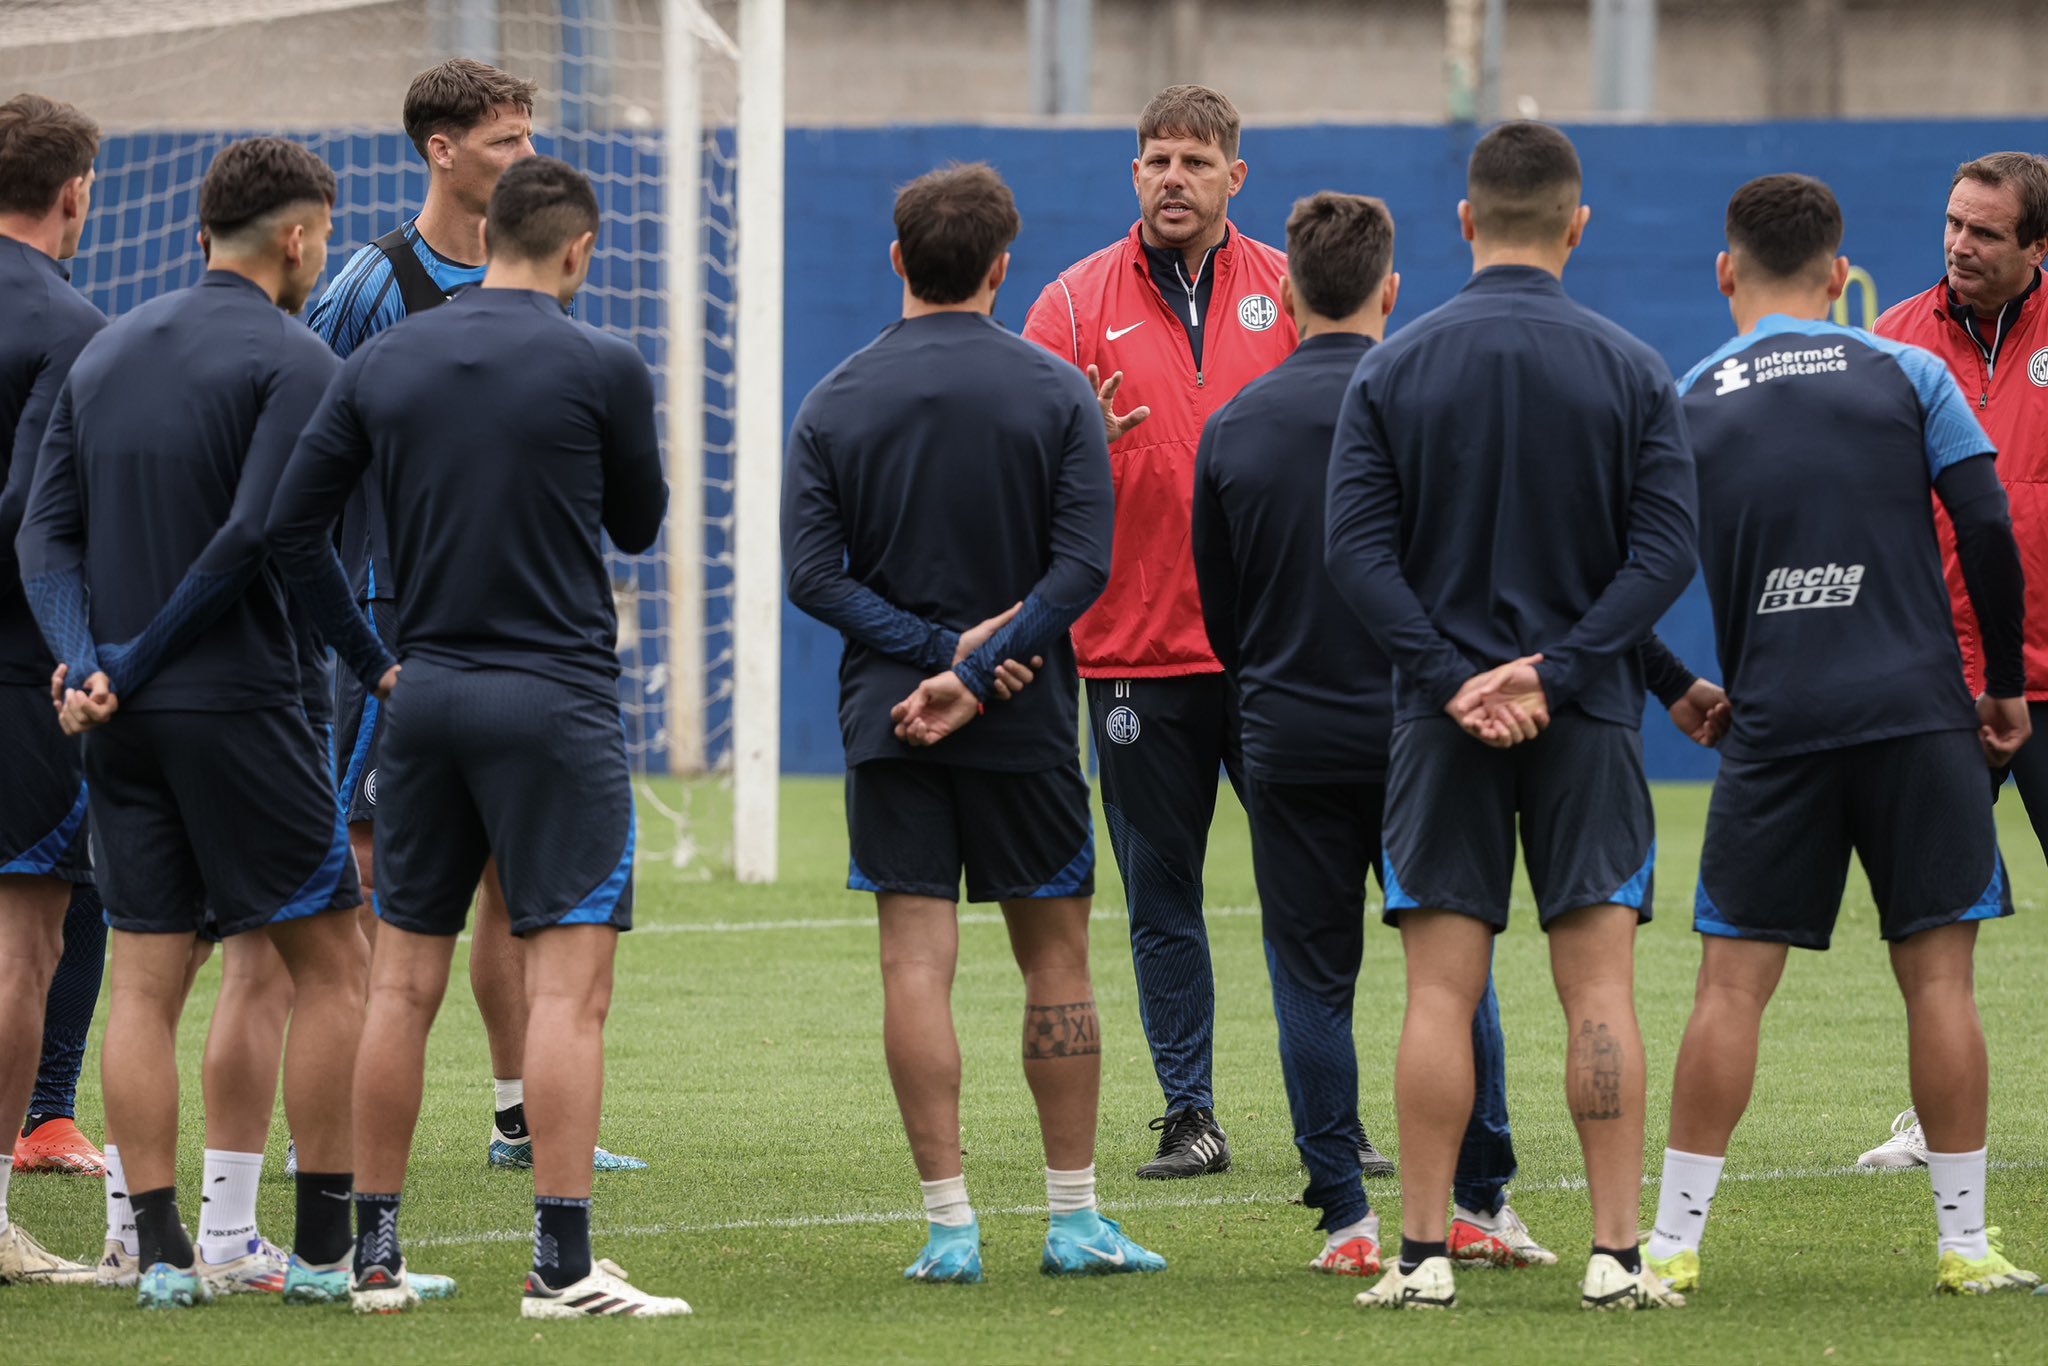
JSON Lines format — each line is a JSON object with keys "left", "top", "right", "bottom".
{"left": 29, "top": 886, "right": 105, "bottom": 1120}
{"left": 1596, "top": 1243, "right": 1643, "bottom": 1273}
{"left": 1399, "top": 1237, "right": 1448, "bottom": 1273}
{"left": 130, "top": 1186, "right": 194, "bottom": 1270}
{"left": 295, "top": 1172, "right": 353, "bottom": 1266}
{"left": 354, "top": 1191, "right": 404, "bottom": 1277}
{"left": 533, "top": 1196, "right": 593, "bottom": 1287}
{"left": 495, "top": 1103, "right": 530, "bottom": 1142}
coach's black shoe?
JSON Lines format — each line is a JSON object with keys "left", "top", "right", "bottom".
{"left": 1136, "top": 1108, "right": 1231, "bottom": 1180}
{"left": 1357, "top": 1124, "right": 1397, "bottom": 1179}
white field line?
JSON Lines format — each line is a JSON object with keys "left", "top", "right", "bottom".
{"left": 408, "top": 1159, "right": 2048, "bottom": 1249}
{"left": 453, "top": 905, "right": 1270, "bottom": 943}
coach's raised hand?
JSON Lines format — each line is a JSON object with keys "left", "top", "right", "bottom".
{"left": 1448, "top": 655, "right": 1550, "bottom": 747}
{"left": 1088, "top": 365, "right": 1150, "bottom": 444}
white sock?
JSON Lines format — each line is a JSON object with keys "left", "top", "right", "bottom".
{"left": 919, "top": 1174, "right": 973, "bottom": 1228}
{"left": 1324, "top": 1212, "right": 1380, "bottom": 1254}
{"left": 1927, "top": 1147, "right": 1991, "bottom": 1260}
{"left": 197, "top": 1149, "right": 265, "bottom": 1263}
{"left": 1046, "top": 1164, "right": 1096, "bottom": 1216}
{"left": 1647, "top": 1148, "right": 1726, "bottom": 1259}
{"left": 493, "top": 1077, "right": 524, "bottom": 1113}
{"left": 105, "top": 1143, "right": 138, "bottom": 1254}
{"left": 0, "top": 1155, "right": 12, "bottom": 1233}
{"left": 1454, "top": 1200, "right": 1502, "bottom": 1230}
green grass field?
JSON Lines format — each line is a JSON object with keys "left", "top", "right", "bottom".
{"left": 6, "top": 778, "right": 2046, "bottom": 1362}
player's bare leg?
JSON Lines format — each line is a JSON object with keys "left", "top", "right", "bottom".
{"left": 194, "top": 934, "right": 294, "bottom": 1293}
{"left": 876, "top": 893, "right": 962, "bottom": 1181}
{"left": 350, "top": 823, "right": 379, "bottom": 944}
{"left": 0, "top": 875, "right": 92, "bottom": 1284}
{"left": 1666, "top": 938, "right": 1787, "bottom": 1157}
{"left": 1392, "top": 910, "right": 1491, "bottom": 1245}
{"left": 1547, "top": 905, "right": 1647, "bottom": 1253}
{"left": 101, "top": 929, "right": 207, "bottom": 1292}
{"left": 1890, "top": 922, "right": 1986, "bottom": 1153}
{"left": 471, "top": 862, "right": 533, "bottom": 1157}
{"left": 1001, "top": 897, "right": 1099, "bottom": 1170}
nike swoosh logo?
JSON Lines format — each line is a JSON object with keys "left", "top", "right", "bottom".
{"left": 1105, "top": 322, "right": 1144, "bottom": 341}
{"left": 1075, "top": 1243, "right": 1126, "bottom": 1265}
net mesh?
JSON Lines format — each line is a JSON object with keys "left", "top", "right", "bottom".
{"left": 1, "top": 0, "right": 737, "bottom": 872}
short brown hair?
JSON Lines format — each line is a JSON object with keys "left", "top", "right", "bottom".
{"left": 485, "top": 155, "right": 599, "bottom": 262}
{"left": 200, "top": 137, "right": 337, "bottom": 243}
{"left": 1725, "top": 174, "right": 1843, "bottom": 283}
{"left": 893, "top": 162, "right": 1020, "bottom": 306}
{"left": 0, "top": 94, "right": 99, "bottom": 216}
{"left": 1137, "top": 85, "right": 1241, "bottom": 162}
{"left": 402, "top": 57, "right": 537, "bottom": 160}
{"left": 1467, "top": 120, "right": 1582, "bottom": 245}
{"left": 1952, "top": 151, "right": 2048, "bottom": 247}
{"left": 1285, "top": 192, "right": 1394, "bottom": 320}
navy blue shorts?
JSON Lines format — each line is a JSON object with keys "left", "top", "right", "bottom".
{"left": 83, "top": 707, "right": 358, "bottom": 937}
{"left": 1697, "top": 729, "right": 2009, "bottom": 949}
{"left": 332, "top": 598, "right": 397, "bottom": 823}
{"left": 373, "top": 662, "right": 634, "bottom": 937}
{"left": 0, "top": 683, "right": 91, "bottom": 883}
{"left": 845, "top": 757, "right": 1093, "bottom": 904}
{"left": 1381, "top": 714, "right": 1655, "bottom": 931}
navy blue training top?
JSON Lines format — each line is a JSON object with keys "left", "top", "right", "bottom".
{"left": 0, "top": 236, "right": 104, "bottom": 688}
{"left": 782, "top": 311, "right": 1114, "bottom": 772}
{"left": 1192, "top": 332, "right": 1392, "bottom": 783}
{"left": 268, "top": 287, "right": 665, "bottom": 699}
{"left": 1324, "top": 265, "right": 1698, "bottom": 727}
{"left": 16, "top": 271, "right": 376, "bottom": 715}
{"left": 1678, "top": 315, "right": 1999, "bottom": 760}
{"left": 306, "top": 219, "right": 487, "bottom": 604}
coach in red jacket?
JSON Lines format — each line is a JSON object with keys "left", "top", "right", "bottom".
{"left": 1859, "top": 151, "right": 2047, "bottom": 1173}
{"left": 1023, "top": 85, "right": 1296, "bottom": 1179}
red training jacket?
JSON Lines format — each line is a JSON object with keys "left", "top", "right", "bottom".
{"left": 1876, "top": 272, "right": 2048, "bottom": 699}
{"left": 1023, "top": 222, "right": 1296, "bottom": 678}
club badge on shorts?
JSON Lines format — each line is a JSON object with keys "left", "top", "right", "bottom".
{"left": 1106, "top": 706, "right": 1141, "bottom": 745}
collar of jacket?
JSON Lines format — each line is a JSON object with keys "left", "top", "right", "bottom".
{"left": 1461, "top": 263, "right": 1567, "bottom": 296}
{"left": 1936, "top": 265, "right": 2042, "bottom": 328}
{"left": 1123, "top": 219, "right": 1233, "bottom": 275}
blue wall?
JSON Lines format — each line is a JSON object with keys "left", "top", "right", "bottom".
{"left": 72, "top": 119, "right": 2048, "bottom": 779}
{"left": 780, "top": 118, "right": 2048, "bottom": 780}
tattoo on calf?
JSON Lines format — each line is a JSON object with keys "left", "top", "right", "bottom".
{"left": 1024, "top": 1000, "right": 1101, "bottom": 1059}
{"left": 1569, "top": 1020, "right": 1624, "bottom": 1121}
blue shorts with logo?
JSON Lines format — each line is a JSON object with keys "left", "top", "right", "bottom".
{"left": 373, "top": 660, "right": 633, "bottom": 937}
{"left": 845, "top": 757, "right": 1093, "bottom": 904}
{"left": 1381, "top": 714, "right": 1655, "bottom": 931}
{"left": 332, "top": 598, "right": 397, "bottom": 823}
{"left": 1697, "top": 728, "right": 2008, "bottom": 948}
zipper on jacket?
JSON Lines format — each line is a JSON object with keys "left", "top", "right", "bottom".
{"left": 1958, "top": 307, "right": 2007, "bottom": 408}
{"left": 1174, "top": 255, "right": 1205, "bottom": 328}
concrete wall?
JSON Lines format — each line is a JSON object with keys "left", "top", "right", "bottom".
{"left": 2, "top": 1, "right": 2039, "bottom": 130}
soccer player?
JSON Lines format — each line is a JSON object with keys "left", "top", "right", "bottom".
{"left": 787, "top": 162, "right": 1167, "bottom": 1283}
{"left": 1022, "top": 84, "right": 1306, "bottom": 1180}
{"left": 1190, "top": 190, "right": 1552, "bottom": 1278}
{"left": 306, "top": 59, "right": 639, "bottom": 1172}
{"left": 15, "top": 136, "right": 390, "bottom": 1310}
{"left": 0, "top": 91, "right": 105, "bottom": 1283}
{"left": 1326, "top": 121, "right": 1697, "bottom": 1312}
{"left": 267, "top": 156, "right": 686, "bottom": 1318}
{"left": 1645, "top": 173, "right": 2041, "bottom": 1298}
{"left": 1856, "top": 151, "right": 2048, "bottom": 1171}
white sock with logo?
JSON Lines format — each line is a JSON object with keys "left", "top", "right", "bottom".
{"left": 1647, "top": 1148, "right": 1726, "bottom": 1260}
{"left": 919, "top": 1174, "right": 972, "bottom": 1228}
{"left": 105, "top": 1143, "right": 138, "bottom": 1254}
{"left": 1324, "top": 1212, "right": 1380, "bottom": 1256}
{"left": 197, "top": 1149, "right": 265, "bottom": 1264}
{"left": 493, "top": 1077, "right": 524, "bottom": 1113}
{"left": 1927, "top": 1147, "right": 1991, "bottom": 1260}
{"left": 1047, "top": 1165, "right": 1096, "bottom": 1216}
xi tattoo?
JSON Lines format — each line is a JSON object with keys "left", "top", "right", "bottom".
{"left": 1023, "top": 1001, "right": 1101, "bottom": 1060}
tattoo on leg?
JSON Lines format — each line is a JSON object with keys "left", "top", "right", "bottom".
{"left": 1023, "top": 1001, "right": 1101, "bottom": 1060}
{"left": 1570, "top": 1020, "right": 1624, "bottom": 1121}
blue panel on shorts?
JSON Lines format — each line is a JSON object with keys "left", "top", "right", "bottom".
{"left": 1608, "top": 840, "right": 1656, "bottom": 911}
{"left": 1381, "top": 854, "right": 1419, "bottom": 911}
{"left": 0, "top": 781, "right": 88, "bottom": 876}
{"left": 1693, "top": 880, "right": 1745, "bottom": 939}
{"left": 274, "top": 810, "right": 353, "bottom": 923}
{"left": 1030, "top": 829, "right": 1095, "bottom": 898}
{"left": 847, "top": 857, "right": 882, "bottom": 893}
{"left": 561, "top": 808, "right": 636, "bottom": 925}
{"left": 1958, "top": 854, "right": 2008, "bottom": 922}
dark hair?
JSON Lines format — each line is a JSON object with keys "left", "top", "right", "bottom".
{"left": 1137, "top": 84, "right": 1241, "bottom": 162}
{"left": 1467, "top": 120, "right": 1583, "bottom": 244}
{"left": 0, "top": 93, "right": 99, "bottom": 215}
{"left": 1724, "top": 174, "right": 1843, "bottom": 282}
{"left": 403, "top": 57, "right": 538, "bottom": 160}
{"left": 1285, "top": 192, "right": 1394, "bottom": 320}
{"left": 893, "top": 162, "right": 1020, "bottom": 306}
{"left": 1952, "top": 151, "right": 2048, "bottom": 246}
{"left": 199, "top": 137, "right": 337, "bottom": 241}
{"left": 485, "top": 155, "right": 600, "bottom": 262}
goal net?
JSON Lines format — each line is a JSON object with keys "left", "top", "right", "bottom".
{"left": 0, "top": 0, "right": 783, "bottom": 880}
